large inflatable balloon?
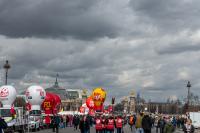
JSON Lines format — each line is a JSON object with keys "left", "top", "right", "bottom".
{"left": 41, "top": 92, "right": 55, "bottom": 114}
{"left": 25, "top": 85, "right": 46, "bottom": 110}
{"left": 94, "top": 104, "right": 104, "bottom": 112}
{"left": 91, "top": 88, "right": 106, "bottom": 107}
{"left": 86, "top": 97, "right": 94, "bottom": 109}
{"left": 0, "top": 85, "right": 17, "bottom": 108}
{"left": 51, "top": 94, "right": 61, "bottom": 114}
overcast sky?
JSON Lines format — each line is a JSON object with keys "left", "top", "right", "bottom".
{"left": 0, "top": 0, "right": 200, "bottom": 102}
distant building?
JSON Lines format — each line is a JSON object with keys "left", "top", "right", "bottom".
{"left": 45, "top": 78, "right": 66, "bottom": 100}
{"left": 144, "top": 102, "right": 180, "bottom": 114}
{"left": 45, "top": 76, "right": 88, "bottom": 111}
{"left": 121, "top": 90, "right": 136, "bottom": 114}
{"left": 61, "top": 89, "right": 88, "bottom": 111}
{"left": 129, "top": 90, "right": 136, "bottom": 113}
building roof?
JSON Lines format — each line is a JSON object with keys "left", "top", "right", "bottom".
{"left": 45, "top": 77, "right": 66, "bottom": 100}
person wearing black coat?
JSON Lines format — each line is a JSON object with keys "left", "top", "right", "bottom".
{"left": 0, "top": 117, "right": 7, "bottom": 133}
{"left": 142, "top": 114, "right": 152, "bottom": 133}
{"left": 158, "top": 117, "right": 166, "bottom": 133}
{"left": 73, "top": 115, "right": 80, "bottom": 130}
{"left": 79, "top": 116, "right": 90, "bottom": 133}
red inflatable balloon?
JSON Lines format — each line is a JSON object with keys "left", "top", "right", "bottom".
{"left": 94, "top": 104, "right": 103, "bottom": 112}
{"left": 41, "top": 92, "right": 55, "bottom": 114}
{"left": 26, "top": 103, "right": 31, "bottom": 111}
{"left": 86, "top": 97, "right": 94, "bottom": 109}
{"left": 80, "top": 106, "right": 85, "bottom": 113}
{"left": 52, "top": 94, "right": 61, "bottom": 113}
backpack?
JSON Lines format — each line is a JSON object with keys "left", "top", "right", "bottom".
{"left": 129, "top": 116, "right": 134, "bottom": 125}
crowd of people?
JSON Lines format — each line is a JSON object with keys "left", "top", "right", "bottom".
{"left": 47, "top": 112, "right": 196, "bottom": 133}
{"left": 0, "top": 112, "right": 197, "bottom": 133}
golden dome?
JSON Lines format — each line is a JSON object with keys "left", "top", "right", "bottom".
{"left": 82, "top": 89, "right": 88, "bottom": 95}
{"left": 130, "top": 90, "right": 136, "bottom": 97}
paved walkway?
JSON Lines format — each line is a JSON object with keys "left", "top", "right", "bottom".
{"left": 32, "top": 126, "right": 199, "bottom": 133}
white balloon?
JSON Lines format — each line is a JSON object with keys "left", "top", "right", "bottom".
{"left": 0, "top": 85, "right": 17, "bottom": 108}
{"left": 25, "top": 85, "right": 46, "bottom": 110}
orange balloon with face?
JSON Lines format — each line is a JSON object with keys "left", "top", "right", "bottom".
{"left": 91, "top": 88, "right": 106, "bottom": 108}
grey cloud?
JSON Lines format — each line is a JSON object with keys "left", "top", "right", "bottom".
{"left": 156, "top": 41, "right": 200, "bottom": 55}
{"left": 0, "top": 0, "right": 119, "bottom": 39}
{"left": 129, "top": 0, "right": 200, "bottom": 33}
{"left": 1, "top": 0, "right": 200, "bottom": 102}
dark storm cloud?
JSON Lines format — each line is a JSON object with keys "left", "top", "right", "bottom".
{"left": 1, "top": 0, "right": 200, "bottom": 102}
{"left": 129, "top": 0, "right": 200, "bottom": 33}
{"left": 0, "top": 0, "right": 119, "bottom": 39}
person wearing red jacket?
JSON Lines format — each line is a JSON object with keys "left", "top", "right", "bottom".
{"left": 115, "top": 115, "right": 123, "bottom": 133}
{"left": 106, "top": 116, "right": 115, "bottom": 133}
{"left": 101, "top": 116, "right": 106, "bottom": 133}
{"left": 95, "top": 115, "right": 103, "bottom": 133}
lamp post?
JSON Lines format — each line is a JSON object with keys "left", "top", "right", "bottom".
{"left": 187, "top": 81, "right": 191, "bottom": 111}
{"left": 3, "top": 60, "right": 11, "bottom": 85}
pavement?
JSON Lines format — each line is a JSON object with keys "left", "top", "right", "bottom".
{"left": 31, "top": 125, "right": 199, "bottom": 133}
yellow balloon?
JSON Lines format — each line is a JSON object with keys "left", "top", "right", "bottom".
{"left": 91, "top": 88, "right": 106, "bottom": 107}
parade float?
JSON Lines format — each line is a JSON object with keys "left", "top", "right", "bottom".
{"left": 25, "top": 85, "right": 46, "bottom": 131}
{"left": 91, "top": 88, "right": 106, "bottom": 112}
{"left": 80, "top": 87, "right": 107, "bottom": 115}
{"left": 41, "top": 92, "right": 61, "bottom": 124}
{"left": 0, "top": 85, "right": 26, "bottom": 133}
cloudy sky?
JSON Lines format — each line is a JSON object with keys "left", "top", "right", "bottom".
{"left": 0, "top": 0, "right": 200, "bottom": 102}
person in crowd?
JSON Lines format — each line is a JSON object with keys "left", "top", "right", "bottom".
{"left": 154, "top": 116, "right": 159, "bottom": 133}
{"left": 101, "top": 115, "right": 106, "bottom": 133}
{"left": 135, "top": 112, "right": 144, "bottom": 133}
{"left": 79, "top": 115, "right": 90, "bottom": 133}
{"left": 142, "top": 113, "right": 152, "bottom": 133}
{"left": 176, "top": 116, "right": 181, "bottom": 128}
{"left": 45, "top": 114, "right": 51, "bottom": 128}
{"left": 123, "top": 115, "right": 127, "bottom": 126}
{"left": 150, "top": 114, "right": 155, "bottom": 127}
{"left": 86, "top": 115, "right": 92, "bottom": 133}
{"left": 95, "top": 115, "right": 103, "bottom": 133}
{"left": 158, "top": 116, "right": 165, "bottom": 133}
{"left": 106, "top": 115, "right": 115, "bottom": 133}
{"left": 52, "top": 115, "right": 61, "bottom": 133}
{"left": 60, "top": 116, "right": 64, "bottom": 128}
{"left": 0, "top": 115, "right": 7, "bottom": 133}
{"left": 163, "top": 117, "right": 174, "bottom": 133}
{"left": 183, "top": 119, "right": 195, "bottom": 133}
{"left": 171, "top": 116, "right": 177, "bottom": 129}
{"left": 115, "top": 115, "right": 123, "bottom": 133}
{"left": 73, "top": 115, "right": 80, "bottom": 130}
{"left": 63, "top": 115, "right": 67, "bottom": 128}
{"left": 180, "top": 116, "right": 185, "bottom": 129}
{"left": 69, "top": 115, "right": 73, "bottom": 127}
{"left": 66, "top": 115, "right": 69, "bottom": 127}
{"left": 129, "top": 114, "right": 136, "bottom": 132}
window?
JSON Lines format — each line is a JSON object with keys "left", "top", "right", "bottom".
{"left": 0, "top": 109, "right": 12, "bottom": 117}
{"left": 29, "top": 110, "right": 41, "bottom": 116}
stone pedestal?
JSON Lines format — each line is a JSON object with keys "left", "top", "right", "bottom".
{"left": 129, "top": 96, "right": 136, "bottom": 113}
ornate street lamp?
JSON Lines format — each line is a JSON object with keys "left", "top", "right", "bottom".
{"left": 186, "top": 81, "right": 191, "bottom": 111}
{"left": 3, "top": 60, "right": 11, "bottom": 85}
